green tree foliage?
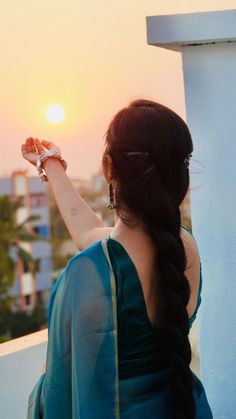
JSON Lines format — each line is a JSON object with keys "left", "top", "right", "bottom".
{"left": 0, "top": 195, "right": 41, "bottom": 292}
{"left": 10, "top": 296, "right": 47, "bottom": 339}
{"left": 0, "top": 195, "right": 45, "bottom": 339}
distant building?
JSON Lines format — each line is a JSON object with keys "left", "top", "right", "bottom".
{"left": 0, "top": 171, "right": 52, "bottom": 311}
{"left": 48, "top": 173, "right": 113, "bottom": 271}
{"left": 0, "top": 170, "right": 113, "bottom": 313}
{"left": 71, "top": 173, "right": 114, "bottom": 226}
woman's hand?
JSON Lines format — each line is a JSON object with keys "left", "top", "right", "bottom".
{"left": 21, "top": 137, "right": 106, "bottom": 250}
{"left": 21, "top": 137, "right": 61, "bottom": 166}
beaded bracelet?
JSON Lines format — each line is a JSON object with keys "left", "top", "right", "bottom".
{"left": 36, "top": 150, "right": 67, "bottom": 182}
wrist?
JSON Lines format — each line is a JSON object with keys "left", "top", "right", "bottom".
{"left": 36, "top": 150, "right": 67, "bottom": 182}
{"left": 41, "top": 156, "right": 64, "bottom": 170}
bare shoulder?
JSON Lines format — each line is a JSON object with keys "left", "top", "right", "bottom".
{"left": 180, "top": 226, "right": 201, "bottom": 318}
{"left": 80, "top": 226, "right": 114, "bottom": 250}
{"left": 180, "top": 226, "right": 200, "bottom": 271}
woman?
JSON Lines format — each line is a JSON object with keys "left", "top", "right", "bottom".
{"left": 22, "top": 99, "right": 213, "bottom": 418}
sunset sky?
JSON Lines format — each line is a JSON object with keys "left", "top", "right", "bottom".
{"left": 0, "top": 0, "right": 235, "bottom": 179}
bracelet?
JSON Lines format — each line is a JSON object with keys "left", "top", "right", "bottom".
{"left": 36, "top": 150, "right": 67, "bottom": 182}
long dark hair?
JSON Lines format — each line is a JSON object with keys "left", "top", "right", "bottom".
{"left": 104, "top": 99, "right": 195, "bottom": 418}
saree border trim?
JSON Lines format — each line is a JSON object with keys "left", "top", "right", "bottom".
{"left": 101, "top": 238, "right": 120, "bottom": 419}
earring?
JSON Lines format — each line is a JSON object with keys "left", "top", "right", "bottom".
{"left": 106, "top": 183, "right": 116, "bottom": 209}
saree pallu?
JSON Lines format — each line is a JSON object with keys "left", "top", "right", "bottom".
{"left": 27, "top": 238, "right": 213, "bottom": 419}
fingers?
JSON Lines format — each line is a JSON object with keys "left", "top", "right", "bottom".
{"left": 25, "top": 137, "right": 37, "bottom": 152}
{"left": 22, "top": 137, "right": 44, "bottom": 156}
{"left": 41, "top": 140, "right": 61, "bottom": 154}
{"left": 35, "top": 139, "right": 45, "bottom": 154}
{"left": 41, "top": 140, "right": 55, "bottom": 150}
{"left": 22, "top": 137, "right": 61, "bottom": 155}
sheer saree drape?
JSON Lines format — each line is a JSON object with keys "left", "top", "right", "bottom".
{"left": 27, "top": 238, "right": 212, "bottom": 419}
{"left": 27, "top": 239, "right": 120, "bottom": 419}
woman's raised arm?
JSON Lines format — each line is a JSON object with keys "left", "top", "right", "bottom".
{"left": 21, "top": 138, "right": 113, "bottom": 250}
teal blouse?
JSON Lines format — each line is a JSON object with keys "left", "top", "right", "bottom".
{"left": 27, "top": 236, "right": 212, "bottom": 419}
{"left": 107, "top": 234, "right": 202, "bottom": 379}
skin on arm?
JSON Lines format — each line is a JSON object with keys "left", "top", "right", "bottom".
{"left": 21, "top": 138, "right": 113, "bottom": 250}
{"left": 21, "top": 138, "right": 200, "bottom": 317}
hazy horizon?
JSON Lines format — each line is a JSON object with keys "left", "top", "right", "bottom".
{"left": 0, "top": 0, "right": 235, "bottom": 180}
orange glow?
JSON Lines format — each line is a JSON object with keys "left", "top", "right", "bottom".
{"left": 0, "top": 0, "right": 235, "bottom": 178}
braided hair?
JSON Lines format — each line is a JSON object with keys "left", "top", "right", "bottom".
{"left": 104, "top": 99, "right": 195, "bottom": 418}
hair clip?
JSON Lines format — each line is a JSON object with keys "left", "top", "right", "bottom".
{"left": 136, "top": 164, "right": 156, "bottom": 187}
{"left": 121, "top": 151, "right": 149, "bottom": 157}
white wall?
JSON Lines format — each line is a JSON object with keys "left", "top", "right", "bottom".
{"left": 147, "top": 10, "right": 236, "bottom": 417}
{"left": 0, "top": 331, "right": 47, "bottom": 419}
{"left": 183, "top": 41, "right": 236, "bottom": 418}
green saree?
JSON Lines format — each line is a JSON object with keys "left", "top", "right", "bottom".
{"left": 27, "top": 236, "right": 212, "bottom": 419}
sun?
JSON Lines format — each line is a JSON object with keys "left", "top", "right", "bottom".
{"left": 46, "top": 104, "right": 65, "bottom": 124}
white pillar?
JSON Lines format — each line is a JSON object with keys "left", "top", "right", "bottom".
{"left": 147, "top": 10, "right": 236, "bottom": 419}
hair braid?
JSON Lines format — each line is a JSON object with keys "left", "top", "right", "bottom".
{"left": 104, "top": 98, "right": 195, "bottom": 418}
{"left": 146, "top": 215, "right": 195, "bottom": 418}
{"left": 116, "top": 177, "right": 195, "bottom": 418}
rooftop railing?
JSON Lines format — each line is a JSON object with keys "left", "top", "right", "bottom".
{"left": 0, "top": 322, "right": 200, "bottom": 419}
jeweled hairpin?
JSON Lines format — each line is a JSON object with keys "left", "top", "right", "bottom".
{"left": 184, "top": 153, "right": 192, "bottom": 168}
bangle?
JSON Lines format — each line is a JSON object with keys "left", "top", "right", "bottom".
{"left": 36, "top": 150, "right": 67, "bottom": 182}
